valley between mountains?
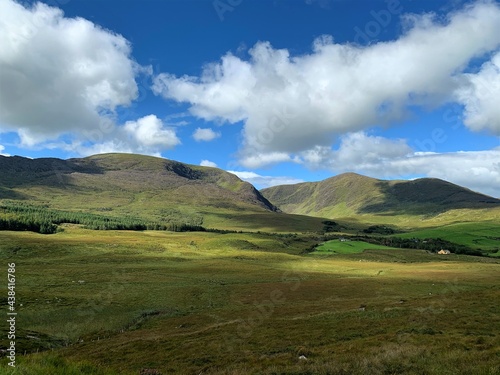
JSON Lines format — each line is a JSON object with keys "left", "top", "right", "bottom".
{"left": 1, "top": 153, "right": 499, "bottom": 374}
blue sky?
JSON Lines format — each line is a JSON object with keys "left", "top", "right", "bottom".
{"left": 1, "top": 0, "right": 500, "bottom": 196}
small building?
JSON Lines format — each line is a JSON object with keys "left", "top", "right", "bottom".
{"left": 438, "top": 249, "right": 451, "bottom": 255}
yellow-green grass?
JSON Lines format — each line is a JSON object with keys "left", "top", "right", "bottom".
{"left": 398, "top": 222, "right": 500, "bottom": 256}
{"left": 314, "top": 239, "right": 400, "bottom": 254}
{"left": 1, "top": 227, "right": 499, "bottom": 374}
{"left": 318, "top": 206, "right": 500, "bottom": 231}
{"left": 0, "top": 355, "right": 119, "bottom": 375}
{"left": 200, "top": 210, "right": 330, "bottom": 233}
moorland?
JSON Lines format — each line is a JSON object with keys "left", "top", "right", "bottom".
{"left": 0, "top": 153, "right": 499, "bottom": 374}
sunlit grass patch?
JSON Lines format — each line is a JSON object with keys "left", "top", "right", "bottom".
{"left": 314, "top": 239, "right": 399, "bottom": 254}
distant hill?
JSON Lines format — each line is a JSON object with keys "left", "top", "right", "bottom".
{"left": 0, "top": 152, "right": 277, "bottom": 210}
{"left": 0, "top": 153, "right": 328, "bottom": 232}
{"left": 3, "top": 155, "right": 498, "bottom": 231}
{"left": 260, "top": 173, "right": 500, "bottom": 222}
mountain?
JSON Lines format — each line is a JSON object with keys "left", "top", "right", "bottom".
{"left": 3, "top": 155, "right": 497, "bottom": 231}
{"left": 0, "top": 152, "right": 277, "bottom": 209}
{"left": 0, "top": 153, "right": 326, "bottom": 231}
{"left": 260, "top": 173, "right": 500, "bottom": 223}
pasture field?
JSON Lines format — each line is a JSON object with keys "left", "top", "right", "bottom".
{"left": 314, "top": 239, "right": 400, "bottom": 254}
{"left": 0, "top": 226, "right": 499, "bottom": 374}
{"left": 399, "top": 222, "right": 500, "bottom": 256}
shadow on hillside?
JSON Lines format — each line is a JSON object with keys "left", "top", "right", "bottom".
{"left": 0, "top": 186, "right": 29, "bottom": 200}
{"left": 0, "top": 156, "right": 105, "bottom": 187}
{"left": 358, "top": 180, "right": 500, "bottom": 216}
{"left": 202, "top": 210, "right": 323, "bottom": 232}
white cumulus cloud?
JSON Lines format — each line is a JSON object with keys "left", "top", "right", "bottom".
{"left": 124, "top": 115, "right": 180, "bottom": 148}
{"left": 0, "top": 0, "right": 139, "bottom": 145}
{"left": 302, "top": 132, "right": 412, "bottom": 169}
{"left": 455, "top": 52, "right": 500, "bottom": 134}
{"left": 192, "top": 128, "right": 221, "bottom": 142}
{"left": 57, "top": 115, "right": 180, "bottom": 157}
{"left": 152, "top": 0, "right": 500, "bottom": 161}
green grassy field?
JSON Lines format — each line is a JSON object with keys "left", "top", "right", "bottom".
{"left": 314, "top": 239, "right": 400, "bottom": 254}
{"left": 1, "top": 226, "right": 499, "bottom": 374}
{"left": 399, "top": 222, "right": 500, "bottom": 256}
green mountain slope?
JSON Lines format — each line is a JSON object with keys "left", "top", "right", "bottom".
{"left": 0, "top": 153, "right": 325, "bottom": 232}
{"left": 261, "top": 173, "right": 500, "bottom": 225}
{"left": 0, "top": 153, "right": 276, "bottom": 210}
